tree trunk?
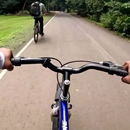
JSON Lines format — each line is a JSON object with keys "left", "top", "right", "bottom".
{"left": 22, "top": 0, "right": 28, "bottom": 12}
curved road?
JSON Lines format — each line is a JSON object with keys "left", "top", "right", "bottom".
{"left": 0, "top": 12, "right": 130, "bottom": 130}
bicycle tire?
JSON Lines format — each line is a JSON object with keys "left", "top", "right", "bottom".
{"left": 52, "top": 83, "right": 61, "bottom": 130}
{"left": 38, "top": 24, "right": 40, "bottom": 34}
{"left": 34, "top": 26, "right": 38, "bottom": 43}
{"left": 52, "top": 116, "right": 59, "bottom": 130}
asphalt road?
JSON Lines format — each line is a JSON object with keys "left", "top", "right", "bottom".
{"left": 0, "top": 12, "right": 130, "bottom": 130}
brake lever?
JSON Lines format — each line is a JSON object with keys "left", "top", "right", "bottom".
{"left": 99, "top": 61, "right": 128, "bottom": 76}
{"left": 100, "top": 61, "right": 124, "bottom": 69}
{"left": 99, "top": 61, "right": 116, "bottom": 67}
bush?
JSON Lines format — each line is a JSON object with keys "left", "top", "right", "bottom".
{"left": 114, "top": 15, "right": 127, "bottom": 33}
{"left": 100, "top": 13, "right": 115, "bottom": 29}
{"left": 120, "top": 3, "right": 130, "bottom": 15}
{"left": 123, "top": 17, "right": 130, "bottom": 36}
{"left": 90, "top": 13, "right": 101, "bottom": 22}
{"left": 70, "top": 9, "right": 75, "bottom": 13}
{"left": 6, "top": 13, "right": 13, "bottom": 16}
{"left": 100, "top": 10, "right": 121, "bottom": 30}
{"left": 16, "top": 10, "right": 29, "bottom": 16}
{"left": 80, "top": 11, "right": 87, "bottom": 17}
{"left": 113, "top": 16, "right": 130, "bottom": 36}
{"left": 77, "top": 9, "right": 87, "bottom": 17}
{"left": 0, "top": 9, "right": 3, "bottom": 14}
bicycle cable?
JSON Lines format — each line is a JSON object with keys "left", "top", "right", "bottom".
{"left": 56, "top": 60, "right": 101, "bottom": 91}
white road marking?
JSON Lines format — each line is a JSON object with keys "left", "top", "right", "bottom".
{"left": 77, "top": 25, "right": 118, "bottom": 64}
{"left": 0, "top": 15, "right": 55, "bottom": 80}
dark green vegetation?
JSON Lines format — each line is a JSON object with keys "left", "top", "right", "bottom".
{"left": 66, "top": 0, "right": 130, "bottom": 37}
{"left": 0, "top": 0, "right": 130, "bottom": 37}
{"left": 0, "top": 0, "right": 66, "bottom": 14}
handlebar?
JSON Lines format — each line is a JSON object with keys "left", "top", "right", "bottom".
{"left": 11, "top": 57, "right": 128, "bottom": 77}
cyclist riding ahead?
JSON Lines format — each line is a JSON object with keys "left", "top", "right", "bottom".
{"left": 30, "top": 0, "right": 47, "bottom": 36}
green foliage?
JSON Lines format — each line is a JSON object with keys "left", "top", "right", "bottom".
{"left": 101, "top": 13, "right": 114, "bottom": 29}
{"left": 120, "top": 3, "right": 130, "bottom": 14}
{"left": 50, "top": 0, "right": 66, "bottom": 11}
{"left": 114, "top": 15, "right": 127, "bottom": 33}
{"left": 0, "top": 0, "right": 130, "bottom": 37}
{"left": 1, "top": 0, "right": 20, "bottom": 14}
{"left": 66, "top": 0, "right": 104, "bottom": 21}
{"left": 100, "top": 10, "right": 121, "bottom": 29}
{"left": 65, "top": 0, "right": 130, "bottom": 37}
{"left": 114, "top": 15, "right": 130, "bottom": 36}
{"left": 123, "top": 17, "right": 130, "bottom": 35}
{"left": 0, "top": 0, "right": 49, "bottom": 14}
{"left": 16, "top": 10, "right": 29, "bottom": 16}
{"left": 105, "top": 0, "right": 121, "bottom": 11}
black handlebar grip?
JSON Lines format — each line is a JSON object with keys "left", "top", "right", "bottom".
{"left": 11, "top": 57, "right": 21, "bottom": 66}
{"left": 115, "top": 69, "right": 128, "bottom": 77}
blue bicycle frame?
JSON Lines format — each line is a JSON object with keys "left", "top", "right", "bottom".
{"left": 53, "top": 72, "right": 71, "bottom": 130}
{"left": 60, "top": 100, "right": 69, "bottom": 130}
{"left": 58, "top": 100, "right": 69, "bottom": 130}
{"left": 59, "top": 75, "right": 70, "bottom": 130}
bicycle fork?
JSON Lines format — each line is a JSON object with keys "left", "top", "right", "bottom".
{"left": 51, "top": 101, "right": 72, "bottom": 120}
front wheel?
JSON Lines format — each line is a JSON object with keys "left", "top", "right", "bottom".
{"left": 52, "top": 83, "right": 61, "bottom": 130}
{"left": 34, "top": 26, "right": 38, "bottom": 43}
{"left": 52, "top": 116, "right": 59, "bottom": 130}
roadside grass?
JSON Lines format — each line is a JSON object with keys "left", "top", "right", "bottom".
{"left": 82, "top": 17, "right": 130, "bottom": 41}
{"left": 0, "top": 14, "right": 54, "bottom": 50}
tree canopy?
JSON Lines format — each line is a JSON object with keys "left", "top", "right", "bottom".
{"left": 65, "top": 0, "right": 130, "bottom": 36}
{"left": 0, "top": 0, "right": 130, "bottom": 37}
{"left": 0, "top": 0, "right": 66, "bottom": 14}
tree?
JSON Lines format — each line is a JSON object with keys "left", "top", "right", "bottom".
{"left": 1, "top": 0, "right": 20, "bottom": 14}
{"left": 22, "top": 0, "right": 28, "bottom": 12}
